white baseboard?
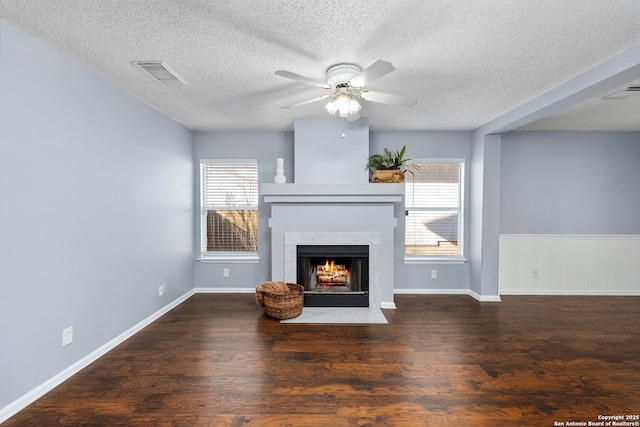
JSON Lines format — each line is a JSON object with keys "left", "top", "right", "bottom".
{"left": 195, "top": 289, "right": 404, "bottom": 309}
{"left": 394, "top": 288, "right": 502, "bottom": 302}
{"left": 394, "top": 288, "right": 469, "bottom": 295}
{"left": 193, "top": 287, "right": 256, "bottom": 293}
{"left": 0, "top": 289, "right": 195, "bottom": 424}
{"left": 468, "top": 290, "right": 502, "bottom": 302}
{"left": 500, "top": 289, "right": 640, "bottom": 296}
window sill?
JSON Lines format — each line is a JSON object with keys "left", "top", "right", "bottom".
{"left": 403, "top": 257, "right": 467, "bottom": 265}
{"left": 198, "top": 254, "right": 260, "bottom": 263}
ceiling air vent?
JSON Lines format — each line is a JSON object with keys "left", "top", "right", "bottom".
{"left": 133, "top": 61, "right": 188, "bottom": 86}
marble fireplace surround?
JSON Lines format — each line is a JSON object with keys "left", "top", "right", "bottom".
{"left": 284, "top": 232, "right": 382, "bottom": 308}
{"left": 262, "top": 183, "right": 403, "bottom": 309}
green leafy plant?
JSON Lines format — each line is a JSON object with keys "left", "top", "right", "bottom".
{"left": 365, "top": 145, "right": 418, "bottom": 175}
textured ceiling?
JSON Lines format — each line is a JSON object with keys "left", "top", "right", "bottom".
{"left": 1, "top": 0, "right": 639, "bottom": 132}
{"left": 517, "top": 79, "right": 640, "bottom": 132}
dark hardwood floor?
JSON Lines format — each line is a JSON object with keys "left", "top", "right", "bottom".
{"left": 5, "top": 294, "right": 640, "bottom": 426}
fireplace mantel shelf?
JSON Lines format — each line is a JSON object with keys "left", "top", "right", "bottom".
{"left": 261, "top": 183, "right": 403, "bottom": 203}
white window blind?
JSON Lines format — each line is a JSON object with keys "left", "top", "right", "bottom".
{"left": 200, "top": 160, "right": 259, "bottom": 255}
{"left": 405, "top": 162, "right": 463, "bottom": 257}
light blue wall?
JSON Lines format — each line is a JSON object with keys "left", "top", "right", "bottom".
{"left": 193, "top": 131, "right": 294, "bottom": 288}
{"left": 0, "top": 19, "right": 194, "bottom": 410}
{"left": 468, "top": 133, "right": 501, "bottom": 298}
{"left": 501, "top": 131, "right": 640, "bottom": 234}
{"left": 194, "top": 130, "right": 474, "bottom": 292}
{"left": 370, "top": 132, "right": 472, "bottom": 291}
{"left": 294, "top": 118, "right": 370, "bottom": 183}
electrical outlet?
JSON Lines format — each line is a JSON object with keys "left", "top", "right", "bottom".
{"left": 431, "top": 269, "right": 438, "bottom": 279}
{"left": 223, "top": 268, "right": 230, "bottom": 278}
{"left": 62, "top": 326, "right": 73, "bottom": 346}
{"left": 159, "top": 283, "right": 167, "bottom": 296}
{"left": 532, "top": 269, "right": 540, "bottom": 279}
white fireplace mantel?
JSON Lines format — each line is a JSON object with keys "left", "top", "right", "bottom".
{"left": 261, "top": 183, "right": 403, "bottom": 204}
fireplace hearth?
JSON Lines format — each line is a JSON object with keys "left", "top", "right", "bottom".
{"left": 297, "top": 245, "right": 369, "bottom": 307}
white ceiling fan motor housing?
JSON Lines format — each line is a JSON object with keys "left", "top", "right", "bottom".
{"left": 326, "top": 63, "right": 361, "bottom": 88}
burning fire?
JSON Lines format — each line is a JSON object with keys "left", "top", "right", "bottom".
{"left": 317, "top": 259, "right": 349, "bottom": 286}
{"left": 321, "top": 259, "right": 336, "bottom": 272}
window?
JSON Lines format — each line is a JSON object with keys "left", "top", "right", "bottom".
{"left": 200, "top": 160, "right": 259, "bottom": 260}
{"left": 405, "top": 161, "right": 464, "bottom": 259}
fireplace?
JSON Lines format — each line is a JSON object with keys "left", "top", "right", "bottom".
{"left": 262, "top": 193, "right": 402, "bottom": 309}
{"left": 297, "top": 245, "right": 369, "bottom": 307}
{"left": 260, "top": 115, "right": 402, "bottom": 310}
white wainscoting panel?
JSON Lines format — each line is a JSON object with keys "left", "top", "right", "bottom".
{"left": 499, "top": 234, "right": 640, "bottom": 295}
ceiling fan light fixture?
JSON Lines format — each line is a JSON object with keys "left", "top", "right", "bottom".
{"left": 325, "top": 91, "right": 361, "bottom": 117}
{"left": 335, "top": 92, "right": 351, "bottom": 111}
{"left": 343, "top": 96, "right": 362, "bottom": 117}
{"left": 325, "top": 99, "right": 338, "bottom": 115}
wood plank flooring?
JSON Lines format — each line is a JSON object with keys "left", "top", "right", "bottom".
{"left": 5, "top": 294, "right": 640, "bottom": 426}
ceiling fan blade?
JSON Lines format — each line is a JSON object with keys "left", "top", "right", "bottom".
{"left": 349, "top": 60, "right": 396, "bottom": 88}
{"left": 275, "top": 70, "right": 330, "bottom": 88}
{"left": 280, "top": 95, "right": 330, "bottom": 109}
{"left": 359, "top": 90, "right": 418, "bottom": 108}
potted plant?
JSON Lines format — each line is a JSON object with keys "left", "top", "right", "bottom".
{"left": 365, "top": 145, "right": 417, "bottom": 183}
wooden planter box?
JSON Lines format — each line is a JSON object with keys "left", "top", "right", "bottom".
{"left": 369, "top": 169, "right": 405, "bottom": 183}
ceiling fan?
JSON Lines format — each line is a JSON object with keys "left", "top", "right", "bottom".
{"left": 275, "top": 60, "right": 418, "bottom": 121}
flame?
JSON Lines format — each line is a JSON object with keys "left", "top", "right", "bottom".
{"left": 316, "top": 259, "right": 351, "bottom": 286}
{"left": 322, "top": 259, "right": 337, "bottom": 272}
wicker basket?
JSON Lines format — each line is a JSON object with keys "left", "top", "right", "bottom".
{"left": 263, "top": 283, "right": 304, "bottom": 320}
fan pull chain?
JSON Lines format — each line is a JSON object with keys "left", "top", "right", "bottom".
{"left": 341, "top": 117, "right": 346, "bottom": 139}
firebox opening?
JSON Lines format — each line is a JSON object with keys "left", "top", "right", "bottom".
{"left": 297, "top": 245, "right": 369, "bottom": 307}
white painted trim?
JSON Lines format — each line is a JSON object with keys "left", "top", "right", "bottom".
{"left": 197, "top": 257, "right": 260, "bottom": 263}
{"left": 394, "top": 288, "right": 502, "bottom": 302}
{"left": 193, "top": 287, "right": 256, "bottom": 293}
{"left": 394, "top": 288, "right": 469, "bottom": 295}
{"left": 501, "top": 289, "right": 640, "bottom": 296}
{"left": 403, "top": 258, "right": 467, "bottom": 265}
{"left": 197, "top": 288, "right": 399, "bottom": 308}
{"left": 195, "top": 284, "right": 640, "bottom": 299}
{"left": 468, "top": 290, "right": 502, "bottom": 302}
{"left": 0, "top": 289, "right": 196, "bottom": 424}
{"left": 499, "top": 233, "right": 640, "bottom": 240}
